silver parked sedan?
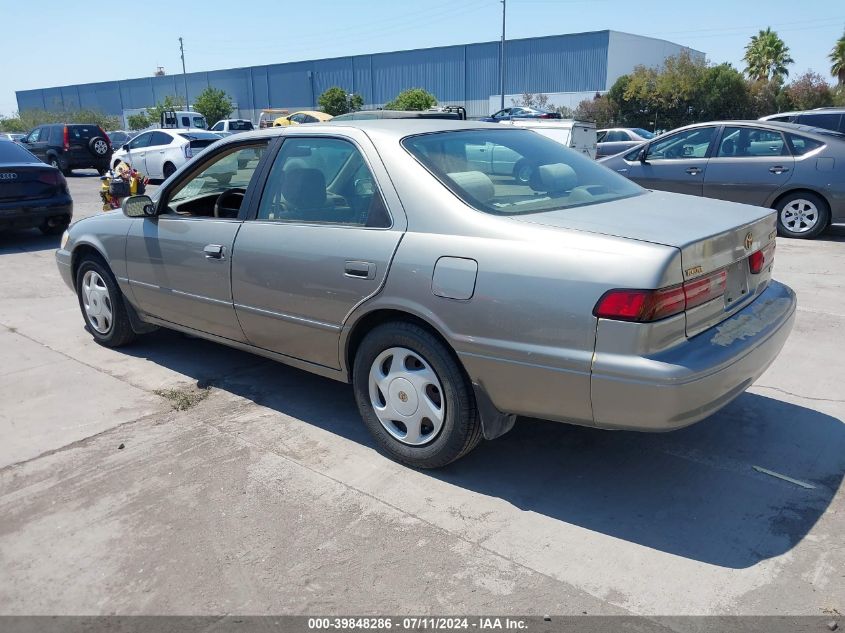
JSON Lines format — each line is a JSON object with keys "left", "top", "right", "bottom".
{"left": 55, "top": 121, "right": 796, "bottom": 468}
{"left": 599, "top": 120, "right": 845, "bottom": 239}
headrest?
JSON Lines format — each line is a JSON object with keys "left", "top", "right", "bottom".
{"left": 533, "top": 163, "right": 577, "bottom": 193}
{"left": 281, "top": 168, "right": 326, "bottom": 210}
{"left": 446, "top": 171, "right": 495, "bottom": 204}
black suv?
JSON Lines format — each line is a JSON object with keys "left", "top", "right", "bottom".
{"left": 19, "top": 124, "right": 113, "bottom": 175}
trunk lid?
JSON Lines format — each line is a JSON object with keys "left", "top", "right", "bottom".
{"left": 514, "top": 190, "right": 777, "bottom": 336}
{"left": 0, "top": 164, "right": 65, "bottom": 202}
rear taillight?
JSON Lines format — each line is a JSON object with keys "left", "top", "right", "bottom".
{"left": 62, "top": 126, "right": 69, "bottom": 152}
{"left": 749, "top": 242, "right": 775, "bottom": 275}
{"left": 539, "top": 113, "right": 553, "bottom": 119}
{"left": 38, "top": 170, "right": 67, "bottom": 188}
{"left": 184, "top": 144, "right": 193, "bottom": 159}
{"left": 594, "top": 268, "right": 728, "bottom": 323}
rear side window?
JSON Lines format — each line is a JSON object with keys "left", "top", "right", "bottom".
{"left": 257, "top": 137, "right": 391, "bottom": 228}
{"left": 150, "top": 132, "right": 173, "bottom": 146}
{"left": 0, "top": 140, "right": 37, "bottom": 162}
{"left": 49, "top": 126, "right": 63, "bottom": 144}
{"left": 786, "top": 134, "right": 825, "bottom": 156}
{"left": 403, "top": 129, "right": 643, "bottom": 216}
{"left": 717, "top": 127, "right": 787, "bottom": 157}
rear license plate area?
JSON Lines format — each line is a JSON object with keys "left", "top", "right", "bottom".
{"left": 724, "top": 261, "right": 749, "bottom": 309}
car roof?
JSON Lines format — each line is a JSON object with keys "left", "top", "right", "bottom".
{"left": 761, "top": 108, "right": 845, "bottom": 118}
{"left": 669, "top": 119, "right": 845, "bottom": 140}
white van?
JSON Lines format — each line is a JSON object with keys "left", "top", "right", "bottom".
{"left": 501, "top": 119, "right": 598, "bottom": 159}
{"left": 160, "top": 110, "right": 209, "bottom": 130}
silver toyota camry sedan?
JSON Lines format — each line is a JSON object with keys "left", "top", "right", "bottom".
{"left": 55, "top": 120, "right": 796, "bottom": 468}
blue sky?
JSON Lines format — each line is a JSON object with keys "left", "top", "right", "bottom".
{"left": 1, "top": 0, "right": 843, "bottom": 116}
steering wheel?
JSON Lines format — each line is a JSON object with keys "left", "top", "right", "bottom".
{"left": 214, "top": 188, "right": 246, "bottom": 218}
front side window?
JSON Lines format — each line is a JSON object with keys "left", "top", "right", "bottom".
{"left": 596, "top": 130, "right": 608, "bottom": 142}
{"left": 211, "top": 122, "right": 224, "bottom": 131}
{"left": 256, "top": 137, "right": 390, "bottom": 227}
{"left": 166, "top": 142, "right": 269, "bottom": 216}
{"left": 28, "top": 128, "right": 42, "bottom": 142}
{"left": 717, "top": 127, "right": 787, "bottom": 157}
{"left": 192, "top": 116, "right": 207, "bottom": 129}
{"left": 403, "top": 129, "right": 643, "bottom": 216}
{"left": 631, "top": 128, "right": 655, "bottom": 139}
{"left": 645, "top": 127, "right": 716, "bottom": 160}
{"left": 492, "top": 109, "right": 510, "bottom": 119}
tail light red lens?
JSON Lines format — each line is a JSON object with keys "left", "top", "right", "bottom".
{"left": 62, "top": 126, "right": 69, "bottom": 152}
{"left": 594, "top": 268, "right": 728, "bottom": 323}
{"left": 749, "top": 242, "right": 775, "bottom": 275}
{"left": 38, "top": 170, "right": 67, "bottom": 188}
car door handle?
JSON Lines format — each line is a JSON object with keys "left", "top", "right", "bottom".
{"left": 203, "top": 244, "right": 224, "bottom": 259}
{"left": 769, "top": 166, "right": 790, "bottom": 174}
{"left": 345, "top": 260, "right": 375, "bottom": 280}
{"left": 616, "top": 168, "right": 628, "bottom": 173}
{"left": 685, "top": 167, "right": 702, "bottom": 175}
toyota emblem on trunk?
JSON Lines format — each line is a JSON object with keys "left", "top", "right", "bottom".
{"left": 744, "top": 232, "right": 753, "bottom": 250}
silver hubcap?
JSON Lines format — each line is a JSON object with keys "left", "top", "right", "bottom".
{"left": 368, "top": 347, "right": 445, "bottom": 446}
{"left": 94, "top": 140, "right": 108, "bottom": 155}
{"left": 781, "top": 199, "right": 819, "bottom": 233}
{"left": 81, "top": 270, "right": 113, "bottom": 334}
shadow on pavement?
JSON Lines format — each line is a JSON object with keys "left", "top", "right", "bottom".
{"left": 0, "top": 229, "right": 61, "bottom": 254}
{"left": 120, "top": 328, "right": 844, "bottom": 570}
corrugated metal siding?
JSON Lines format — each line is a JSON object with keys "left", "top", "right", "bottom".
{"left": 14, "top": 31, "right": 697, "bottom": 118}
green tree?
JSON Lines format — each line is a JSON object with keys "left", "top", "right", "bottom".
{"left": 192, "top": 87, "right": 233, "bottom": 127}
{"left": 699, "top": 64, "right": 752, "bottom": 120}
{"left": 318, "top": 87, "right": 364, "bottom": 116}
{"left": 744, "top": 28, "right": 794, "bottom": 82}
{"left": 512, "top": 92, "right": 550, "bottom": 110}
{"left": 785, "top": 71, "right": 834, "bottom": 110}
{"left": 0, "top": 108, "right": 119, "bottom": 133}
{"left": 126, "top": 113, "right": 151, "bottom": 130}
{"left": 574, "top": 94, "right": 617, "bottom": 128}
{"left": 385, "top": 88, "right": 437, "bottom": 111}
{"left": 830, "top": 31, "right": 845, "bottom": 85}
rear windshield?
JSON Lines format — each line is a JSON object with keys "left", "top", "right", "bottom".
{"left": 0, "top": 140, "right": 38, "bottom": 163}
{"left": 631, "top": 128, "right": 655, "bottom": 139}
{"left": 109, "top": 131, "right": 130, "bottom": 144}
{"left": 229, "top": 121, "right": 253, "bottom": 130}
{"left": 68, "top": 125, "right": 102, "bottom": 139}
{"left": 402, "top": 129, "right": 643, "bottom": 216}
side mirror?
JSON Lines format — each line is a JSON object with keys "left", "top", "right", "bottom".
{"left": 121, "top": 143, "right": 130, "bottom": 151}
{"left": 637, "top": 148, "right": 648, "bottom": 163}
{"left": 122, "top": 195, "right": 156, "bottom": 218}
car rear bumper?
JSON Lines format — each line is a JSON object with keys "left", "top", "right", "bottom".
{"left": 0, "top": 196, "right": 72, "bottom": 230}
{"left": 590, "top": 280, "right": 796, "bottom": 431}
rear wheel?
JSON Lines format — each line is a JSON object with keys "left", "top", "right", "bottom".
{"left": 163, "top": 162, "right": 176, "bottom": 179}
{"left": 776, "top": 192, "right": 829, "bottom": 239}
{"left": 75, "top": 256, "right": 136, "bottom": 347}
{"left": 88, "top": 136, "right": 110, "bottom": 159}
{"left": 352, "top": 322, "right": 482, "bottom": 468}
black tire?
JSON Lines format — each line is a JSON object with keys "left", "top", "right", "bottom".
{"left": 49, "top": 156, "right": 70, "bottom": 176}
{"left": 775, "top": 192, "right": 830, "bottom": 239}
{"left": 88, "top": 136, "right": 110, "bottom": 158}
{"left": 75, "top": 256, "right": 137, "bottom": 348}
{"left": 163, "top": 162, "right": 177, "bottom": 179}
{"left": 39, "top": 216, "right": 70, "bottom": 235}
{"left": 352, "top": 321, "right": 482, "bottom": 468}
{"left": 96, "top": 165, "right": 108, "bottom": 176}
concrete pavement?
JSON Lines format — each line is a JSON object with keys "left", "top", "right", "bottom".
{"left": 0, "top": 171, "right": 842, "bottom": 616}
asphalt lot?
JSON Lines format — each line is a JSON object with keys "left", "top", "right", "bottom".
{"left": 0, "top": 170, "right": 843, "bottom": 616}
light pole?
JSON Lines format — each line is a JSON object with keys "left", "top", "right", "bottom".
{"left": 499, "top": 0, "right": 506, "bottom": 110}
{"left": 179, "top": 37, "right": 189, "bottom": 110}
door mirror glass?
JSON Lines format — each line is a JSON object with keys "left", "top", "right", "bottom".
{"left": 637, "top": 148, "right": 647, "bottom": 162}
{"left": 121, "top": 143, "right": 130, "bottom": 151}
{"left": 122, "top": 195, "right": 156, "bottom": 218}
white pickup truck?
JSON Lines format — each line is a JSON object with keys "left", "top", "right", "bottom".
{"left": 209, "top": 119, "right": 255, "bottom": 136}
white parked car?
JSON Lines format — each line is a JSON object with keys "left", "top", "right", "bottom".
{"left": 209, "top": 119, "right": 255, "bottom": 136}
{"left": 501, "top": 119, "right": 598, "bottom": 160}
{"left": 111, "top": 129, "right": 221, "bottom": 179}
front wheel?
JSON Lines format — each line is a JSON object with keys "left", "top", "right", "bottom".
{"left": 776, "top": 192, "right": 829, "bottom": 239}
{"left": 353, "top": 322, "right": 482, "bottom": 468}
{"left": 75, "top": 257, "right": 137, "bottom": 347}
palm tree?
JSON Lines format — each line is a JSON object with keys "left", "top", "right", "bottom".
{"left": 830, "top": 31, "right": 845, "bottom": 85}
{"left": 744, "top": 28, "right": 794, "bottom": 82}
